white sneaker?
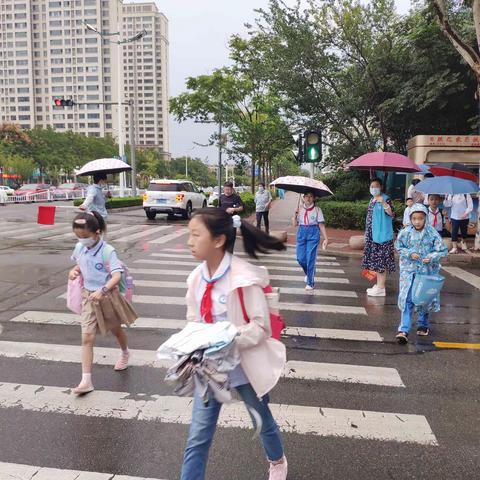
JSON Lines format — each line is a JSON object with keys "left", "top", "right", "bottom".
{"left": 304, "top": 275, "right": 308, "bottom": 283}
{"left": 460, "top": 241, "right": 468, "bottom": 251}
{"left": 305, "top": 285, "right": 314, "bottom": 291}
{"left": 367, "top": 287, "right": 386, "bottom": 297}
{"left": 366, "top": 284, "right": 380, "bottom": 294}
{"left": 269, "top": 456, "right": 288, "bottom": 480}
{"left": 449, "top": 248, "right": 458, "bottom": 254}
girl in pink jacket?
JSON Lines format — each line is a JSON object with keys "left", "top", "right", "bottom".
{"left": 181, "top": 208, "right": 288, "bottom": 480}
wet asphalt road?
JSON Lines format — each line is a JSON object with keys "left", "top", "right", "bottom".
{"left": 0, "top": 203, "right": 479, "bottom": 480}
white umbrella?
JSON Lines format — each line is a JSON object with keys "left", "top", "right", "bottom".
{"left": 270, "top": 175, "right": 333, "bottom": 198}
{"left": 76, "top": 158, "right": 132, "bottom": 176}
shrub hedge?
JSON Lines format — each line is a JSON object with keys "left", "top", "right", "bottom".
{"left": 318, "top": 199, "right": 406, "bottom": 230}
{"left": 73, "top": 196, "right": 143, "bottom": 209}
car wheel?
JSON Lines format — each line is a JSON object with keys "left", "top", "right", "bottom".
{"left": 146, "top": 210, "right": 157, "bottom": 220}
{"left": 182, "top": 202, "right": 192, "bottom": 220}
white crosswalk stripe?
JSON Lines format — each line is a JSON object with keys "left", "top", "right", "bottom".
{"left": 150, "top": 252, "right": 340, "bottom": 266}
{"left": 0, "top": 341, "right": 403, "bottom": 386}
{"left": 134, "top": 259, "right": 345, "bottom": 274}
{"left": 158, "top": 248, "right": 336, "bottom": 261}
{"left": 114, "top": 225, "right": 172, "bottom": 242}
{"left": 48, "top": 223, "right": 128, "bottom": 240}
{"left": 0, "top": 382, "right": 436, "bottom": 444}
{"left": 0, "top": 461, "right": 167, "bottom": 480}
{"left": 148, "top": 228, "right": 188, "bottom": 244}
{"left": 8, "top": 311, "right": 382, "bottom": 342}
{"left": 129, "top": 268, "right": 350, "bottom": 284}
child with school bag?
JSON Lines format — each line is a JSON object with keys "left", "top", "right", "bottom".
{"left": 67, "top": 211, "right": 137, "bottom": 395}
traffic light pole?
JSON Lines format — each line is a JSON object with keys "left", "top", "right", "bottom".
{"left": 56, "top": 100, "right": 137, "bottom": 195}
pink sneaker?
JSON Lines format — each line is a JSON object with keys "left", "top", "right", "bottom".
{"left": 114, "top": 352, "right": 130, "bottom": 371}
{"left": 269, "top": 456, "right": 288, "bottom": 480}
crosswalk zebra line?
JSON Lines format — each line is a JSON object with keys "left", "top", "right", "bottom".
{"left": 0, "top": 341, "right": 403, "bottom": 386}
{"left": 442, "top": 266, "right": 480, "bottom": 290}
{"left": 0, "top": 223, "right": 59, "bottom": 237}
{"left": 133, "top": 259, "right": 345, "bottom": 275}
{"left": 48, "top": 223, "right": 128, "bottom": 241}
{"left": 148, "top": 228, "right": 188, "bottom": 244}
{"left": 55, "top": 293, "right": 365, "bottom": 315}
{"left": 12, "top": 224, "right": 72, "bottom": 240}
{"left": 157, "top": 248, "right": 336, "bottom": 261}
{"left": 0, "top": 461, "right": 167, "bottom": 480}
{"left": 114, "top": 225, "right": 172, "bottom": 243}
{"left": 7, "top": 311, "right": 381, "bottom": 342}
{"left": 150, "top": 252, "right": 340, "bottom": 266}
{"left": 129, "top": 267, "right": 349, "bottom": 283}
{"left": 0, "top": 382, "right": 437, "bottom": 445}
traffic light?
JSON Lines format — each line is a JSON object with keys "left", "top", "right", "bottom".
{"left": 304, "top": 129, "right": 322, "bottom": 163}
{"left": 53, "top": 98, "right": 75, "bottom": 107}
{"left": 295, "top": 133, "right": 304, "bottom": 164}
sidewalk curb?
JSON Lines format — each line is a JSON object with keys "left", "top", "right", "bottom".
{"left": 107, "top": 206, "right": 143, "bottom": 213}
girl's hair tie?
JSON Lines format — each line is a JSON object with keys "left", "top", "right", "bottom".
{"left": 74, "top": 219, "right": 87, "bottom": 225}
{"left": 232, "top": 215, "right": 242, "bottom": 229}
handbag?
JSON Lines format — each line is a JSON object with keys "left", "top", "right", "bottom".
{"left": 411, "top": 274, "right": 445, "bottom": 307}
{"left": 67, "top": 275, "right": 83, "bottom": 315}
{"left": 361, "top": 269, "right": 377, "bottom": 282}
{"left": 238, "top": 286, "right": 285, "bottom": 340}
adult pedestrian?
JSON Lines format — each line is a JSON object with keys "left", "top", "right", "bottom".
{"left": 443, "top": 193, "right": 473, "bottom": 253}
{"left": 218, "top": 181, "right": 244, "bottom": 252}
{"left": 362, "top": 178, "right": 396, "bottom": 297}
{"left": 255, "top": 182, "right": 272, "bottom": 234}
{"left": 278, "top": 188, "right": 285, "bottom": 200}
{"left": 407, "top": 178, "right": 425, "bottom": 205}
{"left": 293, "top": 191, "right": 329, "bottom": 291}
{"left": 79, "top": 172, "right": 111, "bottom": 220}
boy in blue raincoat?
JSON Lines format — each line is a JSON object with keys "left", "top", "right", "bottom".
{"left": 395, "top": 204, "right": 448, "bottom": 344}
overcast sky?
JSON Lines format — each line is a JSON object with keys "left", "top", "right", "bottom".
{"left": 131, "top": 0, "right": 413, "bottom": 161}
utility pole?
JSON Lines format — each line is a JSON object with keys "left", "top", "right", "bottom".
{"left": 218, "top": 122, "right": 223, "bottom": 198}
{"left": 128, "top": 100, "right": 137, "bottom": 196}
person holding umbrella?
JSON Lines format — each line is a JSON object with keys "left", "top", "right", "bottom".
{"left": 362, "top": 178, "right": 396, "bottom": 297}
{"left": 293, "top": 191, "right": 329, "bottom": 290}
{"left": 79, "top": 172, "right": 111, "bottom": 220}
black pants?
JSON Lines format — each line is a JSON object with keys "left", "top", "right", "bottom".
{"left": 256, "top": 211, "right": 270, "bottom": 234}
{"left": 227, "top": 228, "right": 236, "bottom": 253}
{"left": 451, "top": 218, "right": 468, "bottom": 242}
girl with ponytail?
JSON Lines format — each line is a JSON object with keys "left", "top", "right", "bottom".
{"left": 180, "top": 208, "right": 288, "bottom": 480}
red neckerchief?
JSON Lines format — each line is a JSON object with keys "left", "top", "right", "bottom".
{"left": 429, "top": 208, "right": 440, "bottom": 228}
{"left": 200, "top": 280, "right": 216, "bottom": 324}
{"left": 304, "top": 205, "right": 315, "bottom": 225}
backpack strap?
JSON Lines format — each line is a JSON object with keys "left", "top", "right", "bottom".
{"left": 72, "top": 242, "right": 84, "bottom": 262}
{"left": 101, "top": 243, "right": 115, "bottom": 273}
{"left": 237, "top": 287, "right": 249, "bottom": 323}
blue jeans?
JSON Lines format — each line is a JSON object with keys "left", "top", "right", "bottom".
{"left": 398, "top": 282, "right": 429, "bottom": 334}
{"left": 296, "top": 225, "right": 320, "bottom": 287}
{"left": 180, "top": 383, "right": 284, "bottom": 480}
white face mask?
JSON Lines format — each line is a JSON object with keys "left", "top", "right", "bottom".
{"left": 370, "top": 187, "right": 381, "bottom": 197}
{"left": 77, "top": 236, "right": 97, "bottom": 248}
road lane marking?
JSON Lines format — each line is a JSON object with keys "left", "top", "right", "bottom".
{"left": 115, "top": 225, "right": 172, "bottom": 242}
{"left": 0, "top": 462, "right": 167, "bottom": 480}
{"left": 283, "top": 326, "right": 382, "bottom": 342}
{"left": 150, "top": 252, "right": 340, "bottom": 266}
{"left": 134, "top": 259, "right": 345, "bottom": 274}
{"left": 158, "top": 248, "right": 336, "bottom": 261}
{"left": 433, "top": 341, "right": 480, "bottom": 350}
{"left": 129, "top": 268, "right": 350, "bottom": 283}
{"left": 279, "top": 287, "right": 357, "bottom": 298}
{"left": 0, "top": 342, "right": 403, "bottom": 387}
{"left": 48, "top": 223, "right": 128, "bottom": 240}
{"left": 148, "top": 228, "right": 188, "bottom": 244}
{"left": 442, "top": 266, "right": 480, "bottom": 290}
{"left": 0, "top": 382, "right": 436, "bottom": 444}
{"left": 13, "top": 225, "right": 72, "bottom": 240}
{"left": 7, "top": 312, "right": 379, "bottom": 341}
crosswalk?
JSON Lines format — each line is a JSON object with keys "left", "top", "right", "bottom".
{"left": 0, "top": 240, "right": 440, "bottom": 478}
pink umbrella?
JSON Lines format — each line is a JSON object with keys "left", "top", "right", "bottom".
{"left": 347, "top": 152, "right": 422, "bottom": 174}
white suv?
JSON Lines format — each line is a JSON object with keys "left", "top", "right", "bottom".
{"left": 143, "top": 180, "right": 207, "bottom": 220}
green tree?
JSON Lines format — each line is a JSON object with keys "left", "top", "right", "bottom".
{"left": 2, "top": 154, "right": 35, "bottom": 185}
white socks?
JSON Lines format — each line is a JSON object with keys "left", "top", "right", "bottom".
{"left": 81, "top": 373, "right": 92, "bottom": 386}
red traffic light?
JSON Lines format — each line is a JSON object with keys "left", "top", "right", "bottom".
{"left": 53, "top": 98, "right": 75, "bottom": 107}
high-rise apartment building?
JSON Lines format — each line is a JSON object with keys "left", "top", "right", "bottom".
{"left": 0, "top": 0, "right": 169, "bottom": 156}
{"left": 122, "top": 2, "right": 169, "bottom": 156}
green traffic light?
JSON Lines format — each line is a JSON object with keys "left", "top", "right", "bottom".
{"left": 307, "top": 145, "right": 320, "bottom": 161}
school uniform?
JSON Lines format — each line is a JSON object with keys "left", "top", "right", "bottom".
{"left": 72, "top": 241, "right": 136, "bottom": 334}
{"left": 296, "top": 204, "right": 325, "bottom": 287}
{"left": 428, "top": 207, "right": 446, "bottom": 236}
{"left": 403, "top": 206, "right": 413, "bottom": 226}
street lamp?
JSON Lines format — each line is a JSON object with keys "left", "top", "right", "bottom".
{"left": 84, "top": 21, "right": 147, "bottom": 197}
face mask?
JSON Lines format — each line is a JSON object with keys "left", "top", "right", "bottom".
{"left": 370, "top": 187, "right": 381, "bottom": 197}
{"left": 258, "top": 187, "right": 264, "bottom": 192}
{"left": 77, "top": 236, "right": 97, "bottom": 248}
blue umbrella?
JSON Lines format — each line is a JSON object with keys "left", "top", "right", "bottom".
{"left": 415, "top": 176, "right": 479, "bottom": 195}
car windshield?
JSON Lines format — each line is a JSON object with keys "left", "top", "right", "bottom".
{"left": 19, "top": 184, "right": 39, "bottom": 190}
{"left": 58, "top": 183, "right": 75, "bottom": 189}
{"left": 148, "top": 183, "right": 183, "bottom": 192}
